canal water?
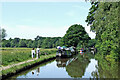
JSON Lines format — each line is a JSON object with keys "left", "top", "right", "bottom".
{"left": 7, "top": 51, "right": 119, "bottom": 79}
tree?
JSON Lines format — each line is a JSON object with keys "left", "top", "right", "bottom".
{"left": 1, "top": 35, "right": 62, "bottom": 48}
{"left": 2, "top": 40, "right": 11, "bottom": 47}
{"left": 32, "top": 41, "right": 38, "bottom": 48}
{"left": 37, "top": 40, "right": 43, "bottom": 48}
{"left": 27, "top": 40, "right": 33, "bottom": 48}
{"left": 63, "top": 24, "right": 90, "bottom": 47}
{"left": 87, "top": 39, "right": 96, "bottom": 47}
{"left": 86, "top": 1, "right": 119, "bottom": 61}
{"left": 1, "top": 28, "right": 7, "bottom": 40}
{"left": 85, "top": 2, "right": 99, "bottom": 32}
{"left": 9, "top": 38, "right": 13, "bottom": 42}
{"left": 34, "top": 35, "right": 42, "bottom": 41}
{"left": 11, "top": 38, "right": 20, "bottom": 47}
{"left": 41, "top": 37, "right": 50, "bottom": 48}
{"left": 19, "top": 39, "right": 27, "bottom": 47}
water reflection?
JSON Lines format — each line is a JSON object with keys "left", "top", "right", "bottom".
{"left": 55, "top": 52, "right": 100, "bottom": 78}
{"left": 56, "top": 56, "right": 78, "bottom": 68}
{"left": 94, "top": 58, "right": 119, "bottom": 78}
{"left": 36, "top": 68, "right": 40, "bottom": 76}
{"left": 31, "top": 67, "right": 40, "bottom": 76}
{"left": 56, "top": 58, "right": 69, "bottom": 67}
{"left": 82, "top": 59, "right": 98, "bottom": 78}
{"left": 5, "top": 51, "right": 119, "bottom": 79}
{"left": 66, "top": 54, "right": 91, "bottom": 78}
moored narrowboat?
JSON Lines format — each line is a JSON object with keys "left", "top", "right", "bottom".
{"left": 56, "top": 46, "right": 77, "bottom": 58}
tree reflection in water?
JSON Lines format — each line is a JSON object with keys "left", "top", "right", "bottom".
{"left": 66, "top": 53, "right": 91, "bottom": 78}
{"left": 93, "top": 56, "right": 119, "bottom": 78}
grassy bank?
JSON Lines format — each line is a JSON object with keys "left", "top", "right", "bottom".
{"left": 1, "top": 53, "right": 56, "bottom": 78}
{"left": 1, "top": 48, "right": 57, "bottom": 66}
{"left": 1, "top": 48, "right": 57, "bottom": 78}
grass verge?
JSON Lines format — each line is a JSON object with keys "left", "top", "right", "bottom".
{"left": 2, "top": 48, "right": 57, "bottom": 66}
{"left": 1, "top": 53, "right": 56, "bottom": 79}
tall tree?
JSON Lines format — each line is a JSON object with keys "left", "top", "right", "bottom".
{"left": 85, "top": 2, "right": 99, "bottom": 32}
{"left": 1, "top": 28, "right": 7, "bottom": 40}
{"left": 86, "top": 1, "right": 119, "bottom": 61}
{"left": 63, "top": 24, "right": 90, "bottom": 47}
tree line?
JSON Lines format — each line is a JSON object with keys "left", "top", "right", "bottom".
{"left": 1, "top": 35, "right": 62, "bottom": 48}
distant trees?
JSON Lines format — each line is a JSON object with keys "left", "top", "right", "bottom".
{"left": 37, "top": 40, "right": 43, "bottom": 48}
{"left": 27, "top": 40, "right": 33, "bottom": 48}
{"left": 0, "top": 28, "right": 61, "bottom": 48}
{"left": 2, "top": 40, "right": 11, "bottom": 47}
{"left": 62, "top": 24, "right": 91, "bottom": 47}
{"left": 19, "top": 39, "right": 27, "bottom": 47}
{"left": 2, "top": 35, "right": 61, "bottom": 48}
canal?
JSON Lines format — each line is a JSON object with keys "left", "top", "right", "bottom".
{"left": 6, "top": 51, "right": 119, "bottom": 79}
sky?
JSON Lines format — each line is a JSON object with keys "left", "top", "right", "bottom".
{"left": 1, "top": 1, "right": 96, "bottom": 40}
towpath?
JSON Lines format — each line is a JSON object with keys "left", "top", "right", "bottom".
{"left": 0, "top": 58, "right": 37, "bottom": 71}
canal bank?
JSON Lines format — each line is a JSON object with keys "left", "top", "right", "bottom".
{"left": 2, "top": 53, "right": 56, "bottom": 79}
{"left": 2, "top": 51, "right": 119, "bottom": 79}
{"left": 3, "top": 52, "right": 96, "bottom": 79}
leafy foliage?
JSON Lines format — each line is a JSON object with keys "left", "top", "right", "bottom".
{"left": 2, "top": 36, "right": 61, "bottom": 48}
{"left": 66, "top": 53, "right": 94, "bottom": 78}
{"left": 85, "top": 2, "right": 99, "bottom": 32}
{"left": 1, "top": 28, "right": 7, "bottom": 40}
{"left": 62, "top": 24, "right": 90, "bottom": 47}
{"left": 86, "top": 2, "right": 119, "bottom": 61}
{"left": 95, "top": 53, "right": 119, "bottom": 78}
{"left": 87, "top": 39, "right": 96, "bottom": 47}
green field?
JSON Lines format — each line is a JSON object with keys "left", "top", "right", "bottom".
{"left": 1, "top": 48, "right": 57, "bottom": 66}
